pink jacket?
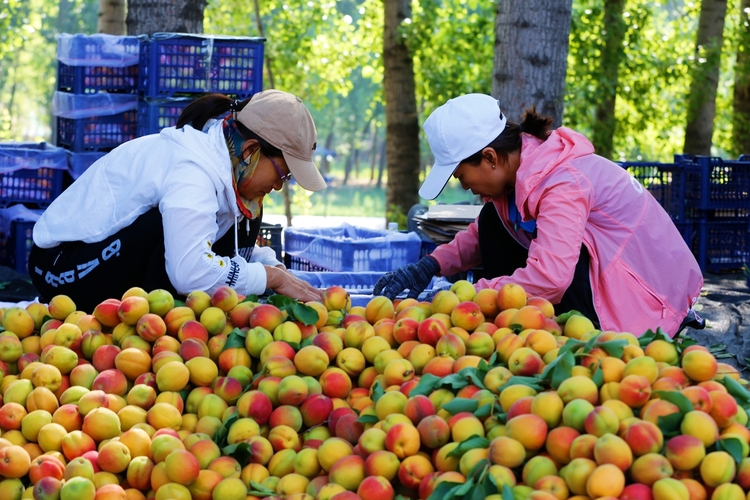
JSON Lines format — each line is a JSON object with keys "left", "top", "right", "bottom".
{"left": 430, "top": 127, "right": 703, "bottom": 336}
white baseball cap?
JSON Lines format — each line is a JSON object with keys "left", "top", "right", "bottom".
{"left": 420, "top": 93, "right": 507, "bottom": 200}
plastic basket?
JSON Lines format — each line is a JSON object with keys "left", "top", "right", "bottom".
{"left": 291, "top": 270, "right": 441, "bottom": 307}
{"left": 136, "top": 97, "right": 194, "bottom": 137}
{"left": 258, "top": 222, "right": 282, "bottom": 262}
{"left": 57, "top": 63, "right": 138, "bottom": 94}
{"left": 139, "top": 33, "right": 265, "bottom": 98}
{"left": 676, "top": 155, "right": 750, "bottom": 211}
{"left": 67, "top": 151, "right": 106, "bottom": 179}
{"left": 0, "top": 206, "right": 43, "bottom": 273}
{"left": 57, "top": 111, "right": 137, "bottom": 152}
{"left": 694, "top": 219, "right": 750, "bottom": 273}
{"left": 622, "top": 162, "right": 688, "bottom": 222}
{"left": 283, "top": 223, "right": 423, "bottom": 272}
{"left": 0, "top": 143, "right": 67, "bottom": 208}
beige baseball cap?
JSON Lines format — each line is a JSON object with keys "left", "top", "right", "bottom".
{"left": 237, "top": 90, "right": 327, "bottom": 192}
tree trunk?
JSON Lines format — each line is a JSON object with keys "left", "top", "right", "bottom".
{"left": 376, "top": 138, "right": 386, "bottom": 189}
{"left": 591, "top": 0, "right": 626, "bottom": 160}
{"left": 683, "top": 0, "right": 728, "bottom": 156}
{"left": 369, "top": 122, "right": 379, "bottom": 182}
{"left": 126, "top": 0, "right": 206, "bottom": 36}
{"left": 98, "top": 0, "right": 126, "bottom": 35}
{"left": 320, "top": 131, "right": 334, "bottom": 176}
{"left": 732, "top": 0, "right": 750, "bottom": 157}
{"left": 384, "top": 0, "right": 420, "bottom": 220}
{"left": 492, "top": 0, "right": 573, "bottom": 127}
{"left": 253, "top": 0, "right": 275, "bottom": 90}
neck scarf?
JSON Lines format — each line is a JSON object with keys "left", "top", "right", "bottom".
{"left": 222, "top": 117, "right": 263, "bottom": 219}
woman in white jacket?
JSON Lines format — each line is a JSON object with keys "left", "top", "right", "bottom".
{"left": 29, "top": 90, "right": 325, "bottom": 311}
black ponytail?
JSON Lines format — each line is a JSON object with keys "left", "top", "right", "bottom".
{"left": 462, "top": 106, "right": 553, "bottom": 165}
{"left": 175, "top": 93, "right": 250, "bottom": 131}
{"left": 175, "top": 93, "right": 282, "bottom": 157}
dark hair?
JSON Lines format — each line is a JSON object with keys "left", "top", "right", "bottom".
{"left": 462, "top": 106, "right": 553, "bottom": 165}
{"left": 176, "top": 93, "right": 283, "bottom": 157}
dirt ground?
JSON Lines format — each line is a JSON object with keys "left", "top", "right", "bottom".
{"left": 681, "top": 272, "right": 750, "bottom": 377}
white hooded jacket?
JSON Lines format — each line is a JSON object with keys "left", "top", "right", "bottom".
{"left": 33, "top": 120, "right": 282, "bottom": 296}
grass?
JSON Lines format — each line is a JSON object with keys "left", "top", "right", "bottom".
{"left": 262, "top": 170, "right": 478, "bottom": 218}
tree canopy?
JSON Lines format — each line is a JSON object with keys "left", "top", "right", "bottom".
{"left": 1, "top": 0, "right": 747, "bottom": 165}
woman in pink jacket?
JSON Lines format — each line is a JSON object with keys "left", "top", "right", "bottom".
{"left": 374, "top": 93, "right": 704, "bottom": 336}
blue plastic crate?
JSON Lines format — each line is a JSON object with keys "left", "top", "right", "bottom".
{"left": 675, "top": 155, "right": 750, "bottom": 211}
{"left": 139, "top": 33, "right": 265, "bottom": 98}
{"left": 57, "top": 111, "right": 137, "bottom": 152}
{"left": 0, "top": 206, "right": 43, "bottom": 273}
{"left": 694, "top": 219, "right": 750, "bottom": 273}
{"left": 136, "top": 97, "right": 194, "bottom": 136}
{"left": 6, "top": 219, "right": 36, "bottom": 273}
{"left": 57, "top": 63, "right": 139, "bottom": 94}
{"left": 621, "top": 162, "right": 689, "bottom": 222}
{"left": 0, "top": 143, "right": 67, "bottom": 208}
{"left": 291, "top": 270, "right": 442, "bottom": 307}
{"left": 56, "top": 34, "right": 141, "bottom": 94}
{"left": 283, "top": 223, "right": 423, "bottom": 272}
{"left": 67, "top": 151, "right": 106, "bottom": 179}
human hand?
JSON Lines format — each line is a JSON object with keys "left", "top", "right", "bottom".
{"left": 265, "top": 266, "right": 324, "bottom": 302}
{"left": 373, "top": 256, "right": 440, "bottom": 300}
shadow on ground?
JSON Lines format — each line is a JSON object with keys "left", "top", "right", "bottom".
{"left": 682, "top": 272, "right": 750, "bottom": 377}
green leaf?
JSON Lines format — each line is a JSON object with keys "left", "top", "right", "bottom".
{"left": 580, "top": 335, "right": 600, "bottom": 354}
{"left": 557, "top": 338, "right": 585, "bottom": 357}
{"left": 474, "top": 403, "right": 492, "bottom": 418}
{"left": 409, "top": 373, "right": 443, "bottom": 397}
{"left": 654, "top": 391, "right": 694, "bottom": 414}
{"left": 488, "top": 351, "right": 500, "bottom": 366}
{"left": 266, "top": 294, "right": 319, "bottom": 325}
{"left": 438, "top": 373, "right": 470, "bottom": 391}
{"left": 240, "top": 294, "right": 259, "bottom": 303}
{"left": 452, "top": 477, "right": 476, "bottom": 497}
{"left": 428, "top": 481, "right": 463, "bottom": 500}
{"left": 502, "top": 484, "right": 515, "bottom": 500}
{"left": 639, "top": 327, "right": 673, "bottom": 348}
{"left": 717, "top": 376, "right": 750, "bottom": 407}
{"left": 300, "top": 336, "right": 314, "bottom": 349}
{"left": 717, "top": 436, "right": 745, "bottom": 464}
{"left": 596, "top": 339, "right": 628, "bottom": 358}
{"left": 504, "top": 376, "right": 546, "bottom": 391}
{"left": 442, "top": 398, "right": 479, "bottom": 415}
{"left": 248, "top": 480, "right": 276, "bottom": 497}
{"left": 222, "top": 442, "right": 252, "bottom": 466}
{"left": 555, "top": 310, "right": 582, "bottom": 324}
{"left": 540, "top": 350, "right": 574, "bottom": 389}
{"left": 656, "top": 412, "right": 683, "bottom": 437}
{"left": 212, "top": 412, "right": 239, "bottom": 449}
{"left": 446, "top": 435, "right": 491, "bottom": 458}
{"left": 371, "top": 380, "right": 385, "bottom": 403}
{"left": 222, "top": 328, "right": 247, "bottom": 351}
{"left": 591, "top": 365, "right": 604, "bottom": 388}
{"left": 289, "top": 302, "right": 319, "bottom": 325}
{"left": 509, "top": 323, "right": 524, "bottom": 334}
{"left": 356, "top": 414, "right": 379, "bottom": 424}
{"left": 173, "top": 299, "right": 186, "bottom": 308}
{"left": 458, "top": 367, "right": 488, "bottom": 390}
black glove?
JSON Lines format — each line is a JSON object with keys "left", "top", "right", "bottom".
{"left": 374, "top": 256, "right": 440, "bottom": 300}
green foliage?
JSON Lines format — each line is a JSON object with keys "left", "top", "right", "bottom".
{"left": 0, "top": 0, "right": 97, "bottom": 141}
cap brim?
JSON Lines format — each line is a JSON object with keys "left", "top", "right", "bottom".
{"left": 284, "top": 153, "right": 327, "bottom": 192}
{"left": 419, "top": 161, "right": 459, "bottom": 200}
